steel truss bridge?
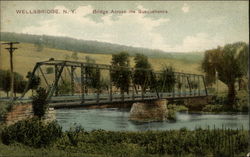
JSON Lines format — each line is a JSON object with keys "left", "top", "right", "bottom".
{"left": 21, "top": 59, "right": 208, "bottom": 107}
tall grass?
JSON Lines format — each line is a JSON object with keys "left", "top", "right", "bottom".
{"left": 0, "top": 119, "right": 248, "bottom": 157}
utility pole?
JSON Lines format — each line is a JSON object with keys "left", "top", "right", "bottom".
{"left": 1, "top": 42, "right": 19, "bottom": 100}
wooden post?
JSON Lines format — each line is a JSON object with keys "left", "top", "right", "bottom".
{"left": 81, "top": 64, "right": 85, "bottom": 103}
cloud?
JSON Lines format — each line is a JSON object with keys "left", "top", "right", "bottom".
{"left": 181, "top": 3, "right": 189, "bottom": 13}
{"left": 21, "top": 4, "right": 170, "bottom": 50}
{"left": 168, "top": 33, "right": 225, "bottom": 52}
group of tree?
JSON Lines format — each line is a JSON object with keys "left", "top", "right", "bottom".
{"left": 0, "top": 70, "right": 40, "bottom": 97}
{"left": 110, "top": 52, "right": 176, "bottom": 96}
{"left": 202, "top": 42, "right": 248, "bottom": 107}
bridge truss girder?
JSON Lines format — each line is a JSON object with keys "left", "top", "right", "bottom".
{"left": 21, "top": 60, "right": 208, "bottom": 104}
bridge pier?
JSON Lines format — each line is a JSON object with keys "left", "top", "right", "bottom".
{"left": 129, "top": 99, "right": 168, "bottom": 122}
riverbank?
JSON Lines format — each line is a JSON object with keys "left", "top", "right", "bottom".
{"left": 0, "top": 119, "right": 248, "bottom": 157}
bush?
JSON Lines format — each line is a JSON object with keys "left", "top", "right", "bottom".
{"left": 175, "top": 105, "right": 188, "bottom": 112}
{"left": 1, "top": 118, "right": 62, "bottom": 148}
{"left": 46, "top": 67, "right": 54, "bottom": 74}
{"left": 0, "top": 102, "right": 12, "bottom": 121}
{"left": 32, "top": 87, "right": 48, "bottom": 119}
{"left": 55, "top": 127, "right": 248, "bottom": 156}
{"left": 202, "top": 104, "right": 223, "bottom": 112}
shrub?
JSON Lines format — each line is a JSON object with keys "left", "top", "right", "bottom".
{"left": 176, "top": 105, "right": 188, "bottom": 112}
{"left": 166, "top": 109, "right": 176, "bottom": 121}
{"left": 32, "top": 87, "right": 48, "bottom": 119}
{"left": 0, "top": 102, "right": 12, "bottom": 121}
{"left": 1, "top": 118, "right": 62, "bottom": 148}
{"left": 202, "top": 104, "right": 223, "bottom": 112}
{"left": 46, "top": 67, "right": 54, "bottom": 74}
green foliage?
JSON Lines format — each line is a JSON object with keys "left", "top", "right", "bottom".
{"left": 203, "top": 91, "right": 248, "bottom": 112}
{"left": 0, "top": 70, "right": 10, "bottom": 94}
{"left": 71, "top": 52, "right": 79, "bottom": 61}
{"left": 151, "top": 66, "right": 175, "bottom": 93}
{"left": 46, "top": 67, "right": 54, "bottom": 74}
{"left": 166, "top": 104, "right": 188, "bottom": 120}
{"left": 202, "top": 105, "right": 224, "bottom": 112}
{"left": 111, "top": 52, "right": 131, "bottom": 94}
{"left": 133, "top": 54, "right": 153, "bottom": 92}
{"left": 54, "top": 127, "right": 248, "bottom": 157}
{"left": 86, "top": 67, "right": 101, "bottom": 89}
{"left": 0, "top": 102, "right": 12, "bottom": 121}
{"left": 84, "top": 56, "right": 105, "bottom": 91}
{"left": 175, "top": 105, "right": 188, "bottom": 112}
{"left": 1, "top": 118, "right": 62, "bottom": 148}
{"left": 32, "top": 87, "right": 48, "bottom": 119}
{"left": 64, "top": 54, "right": 70, "bottom": 60}
{"left": 58, "top": 80, "right": 71, "bottom": 95}
{"left": 202, "top": 42, "right": 248, "bottom": 106}
{"left": 0, "top": 70, "right": 28, "bottom": 96}
{"left": 26, "top": 71, "right": 41, "bottom": 91}
{"left": 166, "top": 108, "right": 176, "bottom": 121}
{"left": 160, "top": 66, "right": 176, "bottom": 92}
{"left": 85, "top": 56, "right": 96, "bottom": 63}
{"left": 0, "top": 123, "right": 248, "bottom": 156}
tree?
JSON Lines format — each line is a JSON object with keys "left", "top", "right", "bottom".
{"left": 64, "top": 54, "right": 70, "bottom": 60}
{"left": 46, "top": 67, "right": 54, "bottom": 74}
{"left": 26, "top": 72, "right": 41, "bottom": 95}
{"left": 32, "top": 87, "right": 48, "bottom": 119}
{"left": 158, "top": 66, "right": 176, "bottom": 92}
{"left": 84, "top": 56, "right": 101, "bottom": 92}
{"left": 58, "top": 80, "right": 71, "bottom": 95}
{"left": 133, "top": 54, "right": 152, "bottom": 93}
{"left": 202, "top": 42, "right": 248, "bottom": 107}
{"left": 71, "top": 52, "right": 79, "bottom": 61}
{"left": 0, "top": 70, "right": 11, "bottom": 97}
{"left": 14, "top": 80, "right": 27, "bottom": 97}
{"left": 13, "top": 72, "right": 26, "bottom": 97}
{"left": 0, "top": 70, "right": 27, "bottom": 97}
{"left": 85, "top": 56, "right": 95, "bottom": 64}
{"left": 111, "top": 52, "right": 131, "bottom": 94}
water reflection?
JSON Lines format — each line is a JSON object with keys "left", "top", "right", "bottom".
{"left": 55, "top": 108, "right": 249, "bottom": 131}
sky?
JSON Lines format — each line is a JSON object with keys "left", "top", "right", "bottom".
{"left": 0, "top": 1, "right": 249, "bottom": 53}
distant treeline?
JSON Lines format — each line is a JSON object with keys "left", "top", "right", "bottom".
{"left": 1, "top": 32, "right": 203, "bottom": 62}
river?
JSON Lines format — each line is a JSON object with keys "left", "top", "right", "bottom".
{"left": 55, "top": 108, "right": 249, "bottom": 131}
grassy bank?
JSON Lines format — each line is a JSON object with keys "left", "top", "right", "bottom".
{"left": 0, "top": 118, "right": 248, "bottom": 157}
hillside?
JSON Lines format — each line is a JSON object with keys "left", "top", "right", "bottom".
{"left": 0, "top": 32, "right": 204, "bottom": 63}
{"left": 0, "top": 42, "right": 203, "bottom": 77}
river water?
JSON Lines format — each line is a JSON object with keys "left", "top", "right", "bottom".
{"left": 55, "top": 108, "right": 249, "bottom": 131}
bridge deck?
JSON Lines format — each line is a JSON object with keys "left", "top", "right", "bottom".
{"left": 49, "top": 91, "right": 207, "bottom": 108}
